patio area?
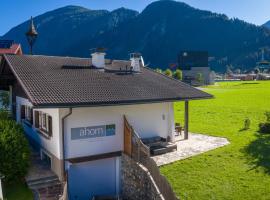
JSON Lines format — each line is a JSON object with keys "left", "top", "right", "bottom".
{"left": 152, "top": 133, "right": 230, "bottom": 166}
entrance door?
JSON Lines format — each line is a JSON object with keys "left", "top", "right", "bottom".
{"left": 68, "top": 157, "right": 117, "bottom": 200}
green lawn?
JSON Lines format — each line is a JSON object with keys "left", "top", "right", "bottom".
{"left": 161, "top": 81, "right": 270, "bottom": 200}
{"left": 4, "top": 181, "right": 33, "bottom": 200}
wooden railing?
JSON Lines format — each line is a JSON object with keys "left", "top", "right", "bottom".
{"left": 123, "top": 116, "right": 179, "bottom": 200}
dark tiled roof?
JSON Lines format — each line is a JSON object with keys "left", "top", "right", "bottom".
{"left": 4, "top": 54, "right": 212, "bottom": 107}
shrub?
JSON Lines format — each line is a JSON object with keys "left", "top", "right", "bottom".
{"left": 164, "top": 69, "right": 173, "bottom": 77}
{"left": 0, "top": 109, "right": 10, "bottom": 120}
{"left": 243, "top": 118, "right": 251, "bottom": 130}
{"left": 265, "top": 111, "right": 270, "bottom": 122}
{"left": 0, "top": 119, "right": 30, "bottom": 182}
{"left": 155, "top": 68, "right": 163, "bottom": 73}
{"left": 259, "top": 123, "right": 270, "bottom": 134}
{"left": 196, "top": 73, "right": 204, "bottom": 84}
{"left": 0, "top": 91, "right": 10, "bottom": 110}
{"left": 258, "top": 111, "right": 270, "bottom": 134}
{"left": 174, "top": 69, "right": 182, "bottom": 80}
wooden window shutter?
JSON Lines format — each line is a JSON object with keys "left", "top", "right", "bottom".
{"left": 21, "top": 105, "right": 25, "bottom": 119}
{"left": 34, "top": 111, "right": 39, "bottom": 128}
{"left": 30, "top": 108, "right": 33, "bottom": 124}
{"left": 48, "top": 116, "right": 52, "bottom": 137}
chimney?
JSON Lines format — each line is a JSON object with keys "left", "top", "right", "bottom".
{"left": 130, "top": 53, "right": 143, "bottom": 72}
{"left": 91, "top": 48, "right": 106, "bottom": 68}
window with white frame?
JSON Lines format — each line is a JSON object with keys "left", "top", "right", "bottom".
{"left": 21, "top": 105, "right": 33, "bottom": 125}
{"left": 35, "top": 111, "right": 52, "bottom": 137}
{"left": 42, "top": 113, "right": 48, "bottom": 132}
{"left": 25, "top": 106, "right": 32, "bottom": 122}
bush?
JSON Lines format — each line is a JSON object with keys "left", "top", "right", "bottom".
{"left": 0, "top": 91, "right": 10, "bottom": 110}
{"left": 174, "top": 69, "right": 182, "bottom": 80}
{"left": 164, "top": 69, "right": 173, "bottom": 77}
{"left": 155, "top": 68, "right": 163, "bottom": 73}
{"left": 265, "top": 111, "right": 270, "bottom": 122}
{"left": 258, "top": 111, "right": 270, "bottom": 134}
{"left": 0, "top": 119, "right": 30, "bottom": 182}
{"left": 0, "top": 109, "right": 10, "bottom": 120}
{"left": 259, "top": 123, "right": 270, "bottom": 134}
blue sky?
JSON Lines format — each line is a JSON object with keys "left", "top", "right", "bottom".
{"left": 1, "top": 0, "right": 270, "bottom": 36}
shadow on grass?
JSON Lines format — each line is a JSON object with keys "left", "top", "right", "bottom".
{"left": 244, "top": 133, "right": 270, "bottom": 174}
{"left": 240, "top": 82, "right": 260, "bottom": 85}
{"left": 239, "top": 128, "right": 248, "bottom": 132}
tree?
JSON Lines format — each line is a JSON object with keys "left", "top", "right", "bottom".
{"left": 164, "top": 69, "right": 173, "bottom": 77}
{"left": 254, "top": 67, "right": 260, "bottom": 74}
{"left": 196, "top": 73, "right": 204, "bottom": 85}
{"left": 235, "top": 69, "right": 241, "bottom": 74}
{"left": 226, "top": 65, "right": 233, "bottom": 75}
{"left": 155, "top": 68, "right": 163, "bottom": 73}
{"left": 0, "top": 91, "right": 10, "bottom": 110}
{"left": 0, "top": 113, "right": 30, "bottom": 182}
{"left": 174, "top": 69, "right": 182, "bottom": 80}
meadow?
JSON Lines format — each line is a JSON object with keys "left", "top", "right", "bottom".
{"left": 161, "top": 81, "right": 270, "bottom": 200}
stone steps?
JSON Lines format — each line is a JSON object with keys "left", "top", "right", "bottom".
{"left": 26, "top": 174, "right": 63, "bottom": 200}
{"left": 27, "top": 175, "right": 60, "bottom": 189}
{"left": 37, "top": 184, "right": 63, "bottom": 200}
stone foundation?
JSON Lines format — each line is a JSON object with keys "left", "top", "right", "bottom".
{"left": 36, "top": 183, "right": 63, "bottom": 200}
{"left": 121, "top": 154, "right": 164, "bottom": 200}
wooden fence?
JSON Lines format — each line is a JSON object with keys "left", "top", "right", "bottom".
{"left": 123, "top": 116, "right": 179, "bottom": 200}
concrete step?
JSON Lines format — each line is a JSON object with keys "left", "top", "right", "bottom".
{"left": 27, "top": 175, "right": 60, "bottom": 189}
{"left": 29, "top": 179, "right": 61, "bottom": 190}
{"left": 27, "top": 175, "right": 58, "bottom": 185}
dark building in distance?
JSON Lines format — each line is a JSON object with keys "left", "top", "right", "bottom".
{"left": 178, "top": 51, "right": 214, "bottom": 86}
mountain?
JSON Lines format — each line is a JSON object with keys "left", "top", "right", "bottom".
{"left": 2, "top": 0, "right": 270, "bottom": 72}
{"left": 263, "top": 20, "right": 270, "bottom": 29}
{"left": 2, "top": 6, "right": 138, "bottom": 56}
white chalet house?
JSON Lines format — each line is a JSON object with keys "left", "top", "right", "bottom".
{"left": 0, "top": 51, "right": 212, "bottom": 199}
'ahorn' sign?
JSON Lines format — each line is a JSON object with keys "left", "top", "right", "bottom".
{"left": 71, "top": 124, "right": 115, "bottom": 140}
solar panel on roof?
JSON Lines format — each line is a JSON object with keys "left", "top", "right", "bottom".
{"left": 0, "top": 40, "right": 14, "bottom": 49}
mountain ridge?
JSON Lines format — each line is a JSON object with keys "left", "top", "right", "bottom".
{"left": 2, "top": 0, "right": 270, "bottom": 72}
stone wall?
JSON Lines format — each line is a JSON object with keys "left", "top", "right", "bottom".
{"left": 121, "top": 154, "right": 165, "bottom": 200}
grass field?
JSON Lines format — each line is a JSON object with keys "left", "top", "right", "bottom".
{"left": 161, "top": 81, "right": 270, "bottom": 200}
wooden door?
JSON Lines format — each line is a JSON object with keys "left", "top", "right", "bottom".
{"left": 124, "top": 116, "right": 132, "bottom": 156}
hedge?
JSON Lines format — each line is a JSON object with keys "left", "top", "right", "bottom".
{"left": 0, "top": 118, "right": 30, "bottom": 182}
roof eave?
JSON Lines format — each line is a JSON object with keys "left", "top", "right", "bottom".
{"left": 32, "top": 95, "right": 214, "bottom": 109}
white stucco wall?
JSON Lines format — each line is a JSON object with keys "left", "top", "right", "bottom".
{"left": 16, "top": 96, "right": 175, "bottom": 160}
{"left": 16, "top": 96, "right": 62, "bottom": 159}
{"left": 60, "top": 102, "right": 175, "bottom": 159}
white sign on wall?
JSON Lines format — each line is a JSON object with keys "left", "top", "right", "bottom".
{"left": 71, "top": 124, "right": 116, "bottom": 140}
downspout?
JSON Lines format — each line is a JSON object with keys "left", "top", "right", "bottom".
{"left": 61, "top": 107, "right": 72, "bottom": 181}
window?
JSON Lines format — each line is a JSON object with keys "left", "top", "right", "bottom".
{"left": 21, "top": 105, "right": 33, "bottom": 125}
{"left": 42, "top": 113, "right": 47, "bottom": 131}
{"left": 25, "top": 106, "right": 32, "bottom": 123}
{"left": 34, "top": 111, "right": 52, "bottom": 138}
